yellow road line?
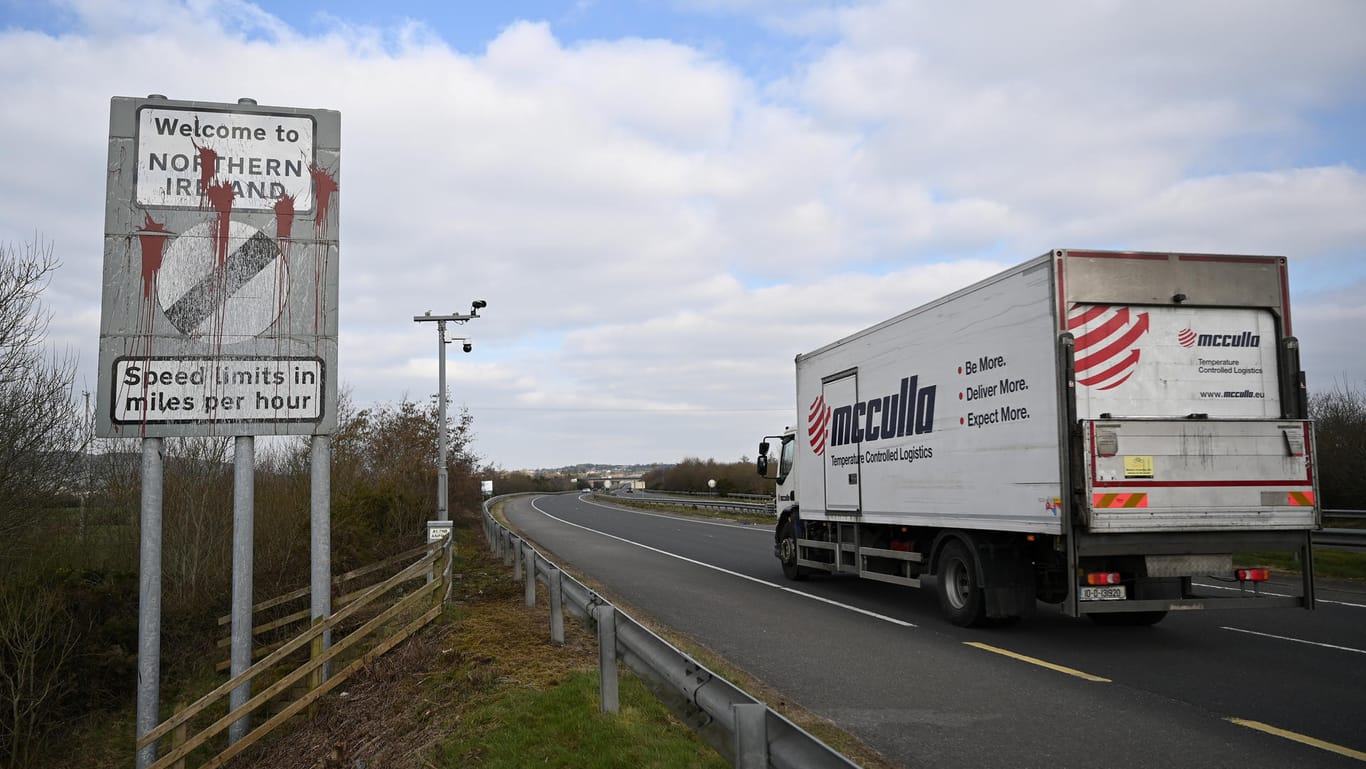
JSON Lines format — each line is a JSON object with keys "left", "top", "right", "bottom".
{"left": 964, "top": 642, "right": 1111, "bottom": 682}
{"left": 1228, "top": 718, "right": 1366, "bottom": 762}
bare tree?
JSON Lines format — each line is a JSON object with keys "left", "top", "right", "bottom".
{"left": 1310, "top": 383, "right": 1366, "bottom": 510}
{"left": 0, "top": 584, "right": 78, "bottom": 769}
{"left": 161, "top": 437, "right": 234, "bottom": 611}
{"left": 0, "top": 238, "right": 85, "bottom": 568}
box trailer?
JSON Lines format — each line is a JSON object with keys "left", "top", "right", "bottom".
{"left": 758, "top": 249, "right": 1318, "bottom": 626}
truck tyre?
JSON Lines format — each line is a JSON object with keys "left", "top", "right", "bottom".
{"left": 1089, "top": 611, "right": 1167, "bottom": 627}
{"left": 777, "top": 518, "right": 808, "bottom": 581}
{"left": 936, "top": 539, "right": 987, "bottom": 627}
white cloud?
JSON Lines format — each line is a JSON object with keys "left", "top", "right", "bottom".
{"left": 1, "top": 0, "right": 1363, "bottom": 467}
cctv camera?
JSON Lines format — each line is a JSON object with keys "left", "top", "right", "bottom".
{"left": 471, "top": 300, "right": 487, "bottom": 310}
{"left": 462, "top": 342, "right": 473, "bottom": 353}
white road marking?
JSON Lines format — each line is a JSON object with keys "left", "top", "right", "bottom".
{"left": 1194, "top": 581, "right": 1366, "bottom": 609}
{"left": 1219, "top": 626, "right": 1366, "bottom": 655}
{"left": 577, "top": 493, "right": 774, "bottom": 533}
{"left": 531, "top": 497, "right": 917, "bottom": 628}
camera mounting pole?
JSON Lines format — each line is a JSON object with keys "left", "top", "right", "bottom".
{"left": 414, "top": 301, "right": 486, "bottom": 521}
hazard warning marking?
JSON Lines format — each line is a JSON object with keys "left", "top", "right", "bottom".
{"left": 1261, "top": 491, "right": 1316, "bottom": 507}
{"left": 1093, "top": 493, "right": 1149, "bottom": 509}
{"left": 156, "top": 221, "right": 287, "bottom": 339}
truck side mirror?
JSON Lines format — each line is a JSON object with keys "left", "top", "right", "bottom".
{"left": 757, "top": 454, "right": 769, "bottom": 476}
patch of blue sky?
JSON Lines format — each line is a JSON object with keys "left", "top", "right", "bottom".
{"left": 249, "top": 0, "right": 805, "bottom": 76}
{"left": 0, "top": 0, "right": 77, "bottom": 34}
{"left": 734, "top": 270, "right": 781, "bottom": 291}
{"left": 1297, "top": 103, "right": 1366, "bottom": 170}
{"left": 1181, "top": 102, "right": 1366, "bottom": 178}
{"left": 1288, "top": 251, "right": 1366, "bottom": 295}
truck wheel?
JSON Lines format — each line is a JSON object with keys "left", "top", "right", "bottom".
{"left": 936, "top": 539, "right": 987, "bottom": 627}
{"left": 1089, "top": 611, "right": 1167, "bottom": 627}
{"left": 777, "top": 519, "right": 808, "bottom": 581}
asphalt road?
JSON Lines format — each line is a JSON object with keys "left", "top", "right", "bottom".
{"left": 503, "top": 493, "right": 1366, "bottom": 769}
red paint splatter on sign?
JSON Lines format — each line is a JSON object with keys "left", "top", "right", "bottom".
{"left": 193, "top": 141, "right": 218, "bottom": 201}
{"left": 274, "top": 193, "right": 296, "bottom": 241}
{"left": 309, "top": 163, "right": 338, "bottom": 238}
{"left": 137, "top": 213, "right": 170, "bottom": 299}
{"left": 308, "top": 164, "right": 338, "bottom": 335}
{"left": 205, "top": 180, "right": 235, "bottom": 269}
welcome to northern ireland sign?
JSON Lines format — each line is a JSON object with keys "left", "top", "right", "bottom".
{"left": 97, "top": 96, "right": 340, "bottom": 438}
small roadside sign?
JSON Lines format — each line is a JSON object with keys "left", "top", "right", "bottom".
{"left": 427, "top": 521, "right": 454, "bottom": 544}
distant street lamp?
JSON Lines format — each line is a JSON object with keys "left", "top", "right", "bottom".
{"left": 414, "top": 300, "right": 486, "bottom": 521}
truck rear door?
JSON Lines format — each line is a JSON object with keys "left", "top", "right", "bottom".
{"left": 1068, "top": 302, "right": 1318, "bottom": 532}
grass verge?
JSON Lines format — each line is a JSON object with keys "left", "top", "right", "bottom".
{"left": 227, "top": 509, "right": 730, "bottom": 769}
{"left": 433, "top": 670, "right": 722, "bottom": 769}
{"left": 1237, "top": 548, "right": 1366, "bottom": 580}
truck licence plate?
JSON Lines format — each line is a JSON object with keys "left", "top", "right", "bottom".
{"left": 1080, "top": 585, "right": 1127, "bottom": 601}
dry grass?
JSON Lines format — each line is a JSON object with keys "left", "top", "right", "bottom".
{"left": 225, "top": 512, "right": 717, "bottom": 769}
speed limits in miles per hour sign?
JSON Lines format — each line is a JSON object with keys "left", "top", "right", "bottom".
{"left": 96, "top": 95, "right": 341, "bottom": 438}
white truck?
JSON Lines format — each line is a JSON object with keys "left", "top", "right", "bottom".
{"left": 758, "top": 248, "right": 1318, "bottom": 626}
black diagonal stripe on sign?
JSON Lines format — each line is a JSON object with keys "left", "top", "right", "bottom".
{"left": 164, "top": 231, "right": 280, "bottom": 334}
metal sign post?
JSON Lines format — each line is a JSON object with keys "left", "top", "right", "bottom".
{"left": 311, "top": 436, "right": 332, "bottom": 679}
{"left": 229, "top": 436, "right": 254, "bottom": 743}
{"left": 134, "top": 439, "right": 162, "bottom": 769}
{"left": 101, "top": 95, "right": 340, "bottom": 763}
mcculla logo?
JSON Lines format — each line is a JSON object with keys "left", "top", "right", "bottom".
{"left": 1178, "top": 328, "right": 1261, "bottom": 349}
{"left": 808, "top": 376, "right": 937, "bottom": 455}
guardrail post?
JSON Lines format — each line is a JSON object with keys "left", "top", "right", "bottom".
{"left": 597, "top": 605, "right": 619, "bottom": 713}
{"left": 733, "top": 703, "right": 769, "bottom": 769}
{"left": 502, "top": 531, "right": 513, "bottom": 566}
{"left": 549, "top": 568, "right": 564, "bottom": 644}
{"left": 524, "top": 544, "right": 536, "bottom": 607}
{"left": 512, "top": 536, "right": 523, "bottom": 580}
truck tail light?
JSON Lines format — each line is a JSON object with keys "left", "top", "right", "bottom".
{"left": 1235, "top": 568, "right": 1270, "bottom": 582}
{"left": 1085, "top": 572, "right": 1122, "bottom": 586}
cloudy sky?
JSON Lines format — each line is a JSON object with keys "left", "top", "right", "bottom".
{"left": 2, "top": 0, "right": 1364, "bottom": 470}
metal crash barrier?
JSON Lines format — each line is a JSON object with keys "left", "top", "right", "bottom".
{"left": 483, "top": 495, "right": 862, "bottom": 769}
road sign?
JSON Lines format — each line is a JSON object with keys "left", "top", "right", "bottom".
{"left": 156, "top": 221, "right": 287, "bottom": 338}
{"left": 427, "top": 521, "right": 454, "bottom": 544}
{"left": 135, "top": 107, "right": 315, "bottom": 211}
{"left": 97, "top": 96, "right": 340, "bottom": 438}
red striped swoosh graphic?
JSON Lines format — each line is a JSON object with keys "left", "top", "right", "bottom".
{"left": 808, "top": 396, "right": 831, "bottom": 456}
{"left": 1070, "top": 305, "right": 1150, "bottom": 391}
